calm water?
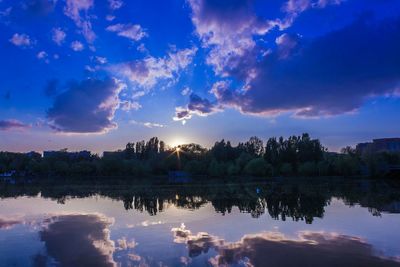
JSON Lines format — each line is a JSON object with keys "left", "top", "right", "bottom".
{"left": 0, "top": 178, "right": 400, "bottom": 267}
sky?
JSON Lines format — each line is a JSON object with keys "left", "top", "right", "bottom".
{"left": 0, "top": 0, "right": 400, "bottom": 153}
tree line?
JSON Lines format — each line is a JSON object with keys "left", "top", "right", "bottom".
{"left": 0, "top": 133, "right": 399, "bottom": 178}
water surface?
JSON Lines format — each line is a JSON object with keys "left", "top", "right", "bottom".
{"left": 0, "top": 178, "right": 400, "bottom": 267}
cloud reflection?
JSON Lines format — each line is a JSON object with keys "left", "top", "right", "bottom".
{"left": 37, "top": 214, "right": 116, "bottom": 267}
{"left": 0, "top": 218, "right": 22, "bottom": 230}
{"left": 172, "top": 225, "right": 400, "bottom": 267}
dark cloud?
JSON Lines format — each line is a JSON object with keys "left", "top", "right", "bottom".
{"left": 38, "top": 214, "right": 116, "bottom": 267}
{"left": 188, "top": 0, "right": 400, "bottom": 119}
{"left": 47, "top": 78, "right": 124, "bottom": 133}
{"left": 211, "top": 16, "right": 400, "bottom": 117}
{"left": 172, "top": 226, "right": 400, "bottom": 266}
{"left": 0, "top": 119, "right": 30, "bottom": 131}
{"left": 43, "top": 79, "right": 58, "bottom": 97}
{"left": 174, "top": 93, "right": 220, "bottom": 122}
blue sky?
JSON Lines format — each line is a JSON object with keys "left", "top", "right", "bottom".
{"left": 0, "top": 0, "right": 400, "bottom": 153}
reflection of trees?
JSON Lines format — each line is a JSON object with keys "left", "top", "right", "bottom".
{"left": 265, "top": 185, "right": 326, "bottom": 223}
{"left": 0, "top": 178, "right": 399, "bottom": 223}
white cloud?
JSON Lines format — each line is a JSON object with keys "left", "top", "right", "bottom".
{"left": 188, "top": 0, "right": 275, "bottom": 76}
{"left": 9, "top": 33, "right": 32, "bottom": 47}
{"left": 181, "top": 86, "right": 192, "bottom": 96}
{"left": 37, "top": 51, "right": 48, "bottom": 61}
{"left": 110, "top": 46, "right": 197, "bottom": 88}
{"left": 106, "top": 14, "right": 115, "bottom": 21}
{"left": 52, "top": 28, "right": 66, "bottom": 45}
{"left": 106, "top": 23, "right": 147, "bottom": 41}
{"left": 94, "top": 56, "right": 108, "bottom": 64}
{"left": 108, "top": 0, "right": 123, "bottom": 10}
{"left": 137, "top": 43, "right": 147, "bottom": 53}
{"left": 64, "top": 0, "right": 96, "bottom": 43}
{"left": 70, "top": 40, "right": 84, "bottom": 51}
{"left": 130, "top": 120, "right": 165, "bottom": 128}
{"left": 120, "top": 100, "right": 141, "bottom": 111}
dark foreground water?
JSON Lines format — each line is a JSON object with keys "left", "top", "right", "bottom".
{"left": 0, "top": 177, "right": 400, "bottom": 267}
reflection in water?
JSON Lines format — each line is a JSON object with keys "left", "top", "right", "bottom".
{"left": 0, "top": 178, "right": 400, "bottom": 266}
{"left": 172, "top": 225, "right": 400, "bottom": 267}
{"left": 35, "top": 214, "right": 116, "bottom": 267}
{"left": 1, "top": 178, "right": 399, "bottom": 223}
{"left": 0, "top": 218, "right": 21, "bottom": 230}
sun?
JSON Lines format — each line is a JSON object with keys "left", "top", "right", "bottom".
{"left": 169, "top": 137, "right": 187, "bottom": 148}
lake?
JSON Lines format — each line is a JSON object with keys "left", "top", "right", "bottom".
{"left": 0, "top": 177, "right": 400, "bottom": 267}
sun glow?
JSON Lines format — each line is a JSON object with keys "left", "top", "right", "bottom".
{"left": 169, "top": 137, "right": 187, "bottom": 148}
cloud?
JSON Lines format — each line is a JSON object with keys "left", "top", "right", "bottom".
{"left": 37, "top": 214, "right": 116, "bottom": 267}
{"left": 0, "top": 7, "right": 12, "bottom": 18}
{"left": 120, "top": 100, "right": 141, "bottom": 111}
{"left": 47, "top": 77, "right": 125, "bottom": 133}
{"left": 188, "top": 1, "right": 400, "bottom": 119}
{"left": 108, "top": 0, "right": 123, "bottom": 10}
{"left": 188, "top": 0, "right": 276, "bottom": 76}
{"left": 275, "top": 33, "right": 300, "bottom": 59}
{"left": 174, "top": 93, "right": 220, "bottom": 122}
{"left": 130, "top": 120, "right": 165, "bottom": 128}
{"left": 106, "top": 15, "right": 115, "bottom": 21}
{"left": 210, "top": 17, "right": 400, "bottom": 118}
{"left": 9, "top": 33, "right": 32, "bottom": 47}
{"left": 0, "top": 119, "right": 30, "bottom": 131}
{"left": 37, "top": 51, "right": 48, "bottom": 62}
{"left": 181, "top": 86, "right": 192, "bottom": 96}
{"left": 64, "top": 0, "right": 96, "bottom": 43}
{"left": 110, "top": 47, "right": 197, "bottom": 88}
{"left": 281, "top": 0, "right": 345, "bottom": 28}
{"left": 52, "top": 28, "right": 66, "bottom": 45}
{"left": 94, "top": 56, "right": 108, "bottom": 64}
{"left": 44, "top": 79, "right": 58, "bottom": 97}
{"left": 106, "top": 23, "right": 147, "bottom": 41}
{"left": 70, "top": 40, "right": 84, "bottom": 51}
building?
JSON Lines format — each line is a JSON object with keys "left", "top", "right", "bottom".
{"left": 43, "top": 150, "right": 91, "bottom": 159}
{"left": 356, "top": 138, "right": 400, "bottom": 154}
